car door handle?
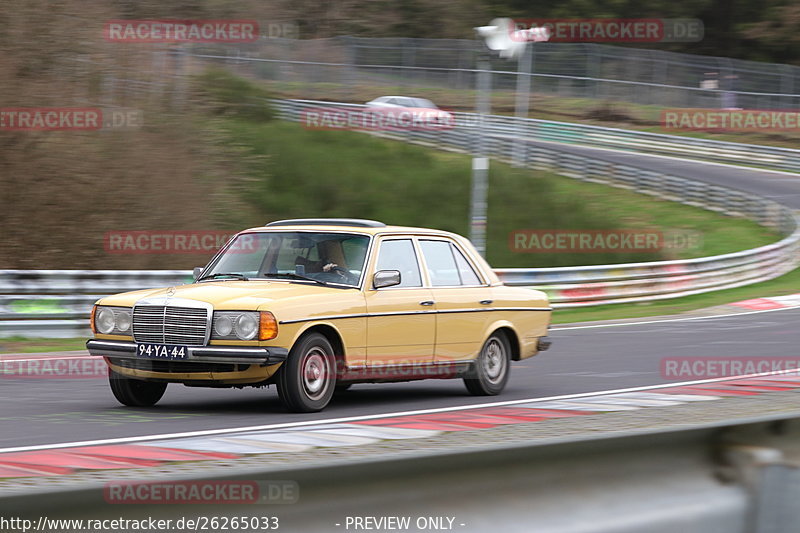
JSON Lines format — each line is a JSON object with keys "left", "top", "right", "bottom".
{"left": 479, "top": 300, "right": 493, "bottom": 305}
{"left": 419, "top": 300, "right": 435, "bottom": 306}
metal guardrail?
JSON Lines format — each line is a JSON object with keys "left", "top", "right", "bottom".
{"left": 278, "top": 99, "right": 800, "bottom": 173}
{"left": 1, "top": 101, "right": 798, "bottom": 337}
{"left": 7, "top": 412, "right": 800, "bottom": 533}
{"left": 0, "top": 271, "right": 193, "bottom": 338}
{"left": 492, "top": 114, "right": 800, "bottom": 173}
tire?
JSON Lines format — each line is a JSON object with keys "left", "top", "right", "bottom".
{"left": 109, "top": 370, "right": 167, "bottom": 407}
{"left": 464, "top": 332, "right": 511, "bottom": 396}
{"left": 277, "top": 333, "right": 336, "bottom": 412}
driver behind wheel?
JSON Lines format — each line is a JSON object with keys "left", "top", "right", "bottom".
{"left": 299, "top": 240, "right": 354, "bottom": 283}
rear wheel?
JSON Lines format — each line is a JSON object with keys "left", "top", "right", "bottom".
{"left": 277, "top": 333, "right": 336, "bottom": 412}
{"left": 464, "top": 332, "right": 510, "bottom": 396}
{"left": 109, "top": 370, "right": 167, "bottom": 407}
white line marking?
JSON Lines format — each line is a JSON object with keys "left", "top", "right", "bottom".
{"left": 1, "top": 369, "right": 797, "bottom": 455}
{"left": 553, "top": 305, "right": 800, "bottom": 331}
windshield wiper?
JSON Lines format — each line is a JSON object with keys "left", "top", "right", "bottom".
{"left": 264, "top": 272, "right": 349, "bottom": 287}
{"left": 197, "top": 273, "right": 249, "bottom": 282}
{"left": 265, "top": 273, "right": 358, "bottom": 289}
{"left": 263, "top": 272, "right": 330, "bottom": 286}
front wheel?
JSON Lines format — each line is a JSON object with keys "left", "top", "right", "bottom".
{"left": 109, "top": 370, "right": 167, "bottom": 407}
{"left": 464, "top": 332, "right": 510, "bottom": 396}
{"left": 277, "top": 333, "right": 336, "bottom": 412}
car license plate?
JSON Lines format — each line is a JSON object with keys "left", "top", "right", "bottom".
{"left": 136, "top": 343, "right": 189, "bottom": 360}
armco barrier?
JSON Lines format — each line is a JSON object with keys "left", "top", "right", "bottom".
{"left": 488, "top": 114, "right": 800, "bottom": 173}
{"left": 1, "top": 234, "right": 798, "bottom": 336}
{"left": 277, "top": 99, "right": 800, "bottom": 173}
{"left": 1, "top": 102, "right": 799, "bottom": 337}
{"left": 0, "top": 271, "right": 192, "bottom": 338}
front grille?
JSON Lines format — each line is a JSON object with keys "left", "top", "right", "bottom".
{"left": 109, "top": 357, "right": 240, "bottom": 374}
{"left": 132, "top": 305, "right": 208, "bottom": 346}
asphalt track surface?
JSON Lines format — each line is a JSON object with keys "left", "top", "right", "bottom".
{"left": 525, "top": 139, "right": 800, "bottom": 209}
{"left": 1, "top": 145, "right": 799, "bottom": 450}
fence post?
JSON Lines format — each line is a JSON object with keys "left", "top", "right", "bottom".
{"left": 469, "top": 50, "right": 491, "bottom": 257}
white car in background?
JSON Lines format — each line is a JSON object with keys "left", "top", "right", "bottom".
{"left": 365, "top": 96, "right": 455, "bottom": 129}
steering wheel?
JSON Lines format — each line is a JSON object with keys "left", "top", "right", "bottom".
{"left": 327, "top": 266, "right": 357, "bottom": 284}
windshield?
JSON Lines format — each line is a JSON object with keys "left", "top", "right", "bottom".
{"left": 412, "top": 98, "right": 438, "bottom": 109}
{"left": 202, "top": 231, "right": 370, "bottom": 287}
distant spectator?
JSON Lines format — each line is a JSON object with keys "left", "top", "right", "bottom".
{"left": 700, "top": 72, "right": 719, "bottom": 108}
{"left": 721, "top": 74, "right": 740, "bottom": 109}
{"left": 700, "top": 72, "right": 718, "bottom": 90}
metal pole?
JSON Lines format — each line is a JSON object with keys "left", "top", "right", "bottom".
{"left": 469, "top": 51, "right": 491, "bottom": 257}
{"left": 512, "top": 43, "right": 532, "bottom": 167}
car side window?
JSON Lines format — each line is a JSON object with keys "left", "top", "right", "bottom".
{"left": 451, "top": 244, "right": 482, "bottom": 285}
{"left": 375, "top": 239, "right": 422, "bottom": 288}
{"left": 419, "top": 240, "right": 462, "bottom": 287}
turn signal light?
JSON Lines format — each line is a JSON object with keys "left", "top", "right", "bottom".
{"left": 259, "top": 311, "right": 278, "bottom": 341}
{"left": 90, "top": 305, "right": 97, "bottom": 334}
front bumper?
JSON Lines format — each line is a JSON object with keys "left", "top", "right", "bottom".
{"left": 86, "top": 339, "right": 289, "bottom": 366}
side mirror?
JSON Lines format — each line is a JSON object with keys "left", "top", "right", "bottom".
{"left": 193, "top": 267, "right": 204, "bottom": 281}
{"left": 373, "top": 270, "right": 401, "bottom": 289}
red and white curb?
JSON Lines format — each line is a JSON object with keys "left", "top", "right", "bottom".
{"left": 2, "top": 372, "right": 800, "bottom": 479}
{"left": 730, "top": 293, "right": 800, "bottom": 311}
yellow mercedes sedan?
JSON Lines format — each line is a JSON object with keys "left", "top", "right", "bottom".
{"left": 87, "top": 219, "right": 552, "bottom": 412}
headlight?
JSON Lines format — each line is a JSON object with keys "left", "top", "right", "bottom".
{"left": 94, "top": 306, "right": 132, "bottom": 335}
{"left": 211, "top": 311, "right": 278, "bottom": 341}
{"left": 96, "top": 307, "right": 115, "bottom": 334}
{"left": 116, "top": 311, "right": 131, "bottom": 332}
{"left": 235, "top": 313, "right": 259, "bottom": 340}
{"left": 214, "top": 315, "right": 234, "bottom": 337}
{"left": 212, "top": 311, "right": 262, "bottom": 341}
